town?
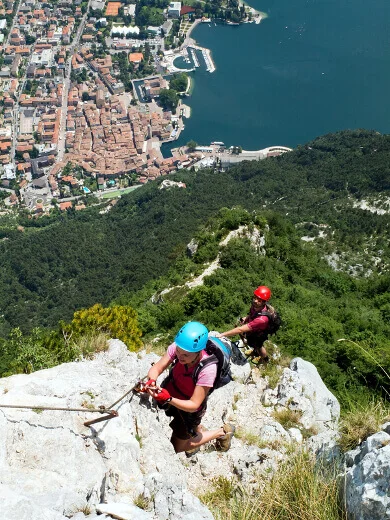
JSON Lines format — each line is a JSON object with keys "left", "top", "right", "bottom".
{"left": 0, "top": 0, "right": 267, "bottom": 215}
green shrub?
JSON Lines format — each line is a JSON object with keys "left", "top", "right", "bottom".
{"left": 66, "top": 303, "right": 142, "bottom": 351}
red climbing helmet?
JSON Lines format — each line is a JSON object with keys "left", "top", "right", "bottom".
{"left": 253, "top": 286, "right": 272, "bottom": 301}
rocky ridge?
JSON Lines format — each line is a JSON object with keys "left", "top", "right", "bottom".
{"left": 4, "top": 338, "right": 390, "bottom": 520}
{"left": 0, "top": 339, "right": 344, "bottom": 520}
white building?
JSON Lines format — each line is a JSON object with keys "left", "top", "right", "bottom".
{"left": 168, "top": 2, "right": 181, "bottom": 18}
{"left": 31, "top": 49, "right": 53, "bottom": 67}
{"left": 0, "top": 19, "right": 7, "bottom": 31}
{"left": 110, "top": 25, "right": 140, "bottom": 37}
{"left": 2, "top": 164, "right": 16, "bottom": 180}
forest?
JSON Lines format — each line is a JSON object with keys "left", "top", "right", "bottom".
{"left": 0, "top": 129, "right": 389, "bottom": 337}
{"left": 0, "top": 129, "right": 389, "bottom": 405}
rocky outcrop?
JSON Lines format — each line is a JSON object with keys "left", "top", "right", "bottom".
{"left": 186, "top": 238, "right": 198, "bottom": 258}
{"left": 344, "top": 422, "right": 390, "bottom": 520}
{"left": 0, "top": 341, "right": 339, "bottom": 519}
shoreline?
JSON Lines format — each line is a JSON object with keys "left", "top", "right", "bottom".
{"left": 163, "top": 7, "right": 265, "bottom": 151}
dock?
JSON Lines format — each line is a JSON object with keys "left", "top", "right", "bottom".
{"left": 189, "top": 45, "right": 216, "bottom": 73}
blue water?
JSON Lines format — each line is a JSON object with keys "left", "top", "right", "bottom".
{"left": 163, "top": 0, "right": 390, "bottom": 154}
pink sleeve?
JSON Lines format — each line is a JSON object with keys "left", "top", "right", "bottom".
{"left": 167, "top": 343, "right": 177, "bottom": 360}
{"left": 247, "top": 315, "right": 269, "bottom": 332}
{"left": 196, "top": 363, "right": 217, "bottom": 388}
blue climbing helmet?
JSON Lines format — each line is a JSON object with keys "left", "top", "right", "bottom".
{"left": 174, "top": 322, "right": 209, "bottom": 352}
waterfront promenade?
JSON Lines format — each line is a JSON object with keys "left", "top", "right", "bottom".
{"left": 170, "top": 142, "right": 293, "bottom": 166}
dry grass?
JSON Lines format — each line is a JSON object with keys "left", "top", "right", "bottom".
{"left": 261, "top": 352, "right": 291, "bottom": 389}
{"left": 339, "top": 399, "right": 390, "bottom": 452}
{"left": 199, "top": 450, "right": 346, "bottom": 520}
{"left": 235, "top": 427, "right": 261, "bottom": 446}
{"left": 272, "top": 408, "right": 303, "bottom": 429}
{"left": 142, "top": 338, "right": 168, "bottom": 357}
{"left": 77, "top": 332, "right": 109, "bottom": 359}
{"left": 133, "top": 493, "right": 151, "bottom": 510}
{"left": 336, "top": 338, "right": 390, "bottom": 451}
{"left": 235, "top": 427, "right": 285, "bottom": 451}
{"left": 80, "top": 400, "right": 95, "bottom": 410}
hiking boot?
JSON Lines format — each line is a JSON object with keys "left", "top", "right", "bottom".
{"left": 185, "top": 446, "right": 200, "bottom": 458}
{"left": 215, "top": 423, "right": 236, "bottom": 452}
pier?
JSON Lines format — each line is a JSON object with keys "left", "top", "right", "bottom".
{"left": 190, "top": 45, "right": 216, "bottom": 73}
{"left": 189, "top": 48, "right": 200, "bottom": 68}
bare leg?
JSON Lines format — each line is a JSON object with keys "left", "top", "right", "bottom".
{"left": 171, "top": 427, "right": 225, "bottom": 453}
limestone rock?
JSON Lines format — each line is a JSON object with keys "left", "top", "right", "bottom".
{"left": 0, "top": 340, "right": 212, "bottom": 520}
{"left": 276, "top": 357, "right": 340, "bottom": 432}
{"left": 0, "top": 342, "right": 340, "bottom": 518}
{"left": 186, "top": 238, "right": 198, "bottom": 257}
{"left": 381, "top": 422, "right": 390, "bottom": 435}
{"left": 344, "top": 431, "right": 390, "bottom": 520}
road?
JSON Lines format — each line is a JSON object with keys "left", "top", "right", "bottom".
{"left": 57, "top": 0, "right": 93, "bottom": 161}
{"left": 3, "top": 0, "right": 23, "bottom": 47}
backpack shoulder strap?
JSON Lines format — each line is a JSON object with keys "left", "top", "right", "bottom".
{"left": 192, "top": 354, "right": 218, "bottom": 385}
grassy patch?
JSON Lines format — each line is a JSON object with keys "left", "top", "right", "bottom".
{"left": 235, "top": 427, "right": 260, "bottom": 446}
{"left": 235, "top": 428, "right": 285, "bottom": 451}
{"left": 77, "top": 332, "right": 109, "bottom": 359}
{"left": 339, "top": 399, "right": 390, "bottom": 452}
{"left": 135, "top": 433, "right": 143, "bottom": 448}
{"left": 273, "top": 408, "right": 303, "bottom": 429}
{"left": 199, "top": 450, "right": 345, "bottom": 520}
{"left": 81, "top": 400, "right": 95, "bottom": 410}
{"left": 262, "top": 363, "right": 283, "bottom": 389}
{"left": 133, "top": 493, "right": 151, "bottom": 510}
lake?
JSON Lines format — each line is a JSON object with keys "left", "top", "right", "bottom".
{"left": 163, "top": 0, "right": 390, "bottom": 154}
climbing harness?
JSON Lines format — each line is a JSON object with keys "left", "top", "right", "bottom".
{"left": 0, "top": 374, "right": 150, "bottom": 427}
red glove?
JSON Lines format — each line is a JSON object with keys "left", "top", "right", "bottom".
{"left": 144, "top": 379, "right": 156, "bottom": 389}
{"left": 153, "top": 388, "right": 172, "bottom": 404}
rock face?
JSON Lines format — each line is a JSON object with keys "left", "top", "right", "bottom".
{"left": 0, "top": 342, "right": 339, "bottom": 519}
{"left": 0, "top": 341, "right": 212, "bottom": 520}
{"left": 344, "top": 422, "right": 390, "bottom": 520}
{"left": 186, "top": 238, "right": 198, "bottom": 258}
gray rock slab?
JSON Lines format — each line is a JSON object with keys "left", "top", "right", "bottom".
{"left": 0, "top": 341, "right": 341, "bottom": 518}
{"left": 344, "top": 434, "right": 390, "bottom": 520}
{"left": 97, "top": 502, "right": 153, "bottom": 519}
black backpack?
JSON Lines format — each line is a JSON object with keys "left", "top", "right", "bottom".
{"left": 256, "top": 304, "right": 282, "bottom": 336}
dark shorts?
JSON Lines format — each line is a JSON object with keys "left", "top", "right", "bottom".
{"left": 164, "top": 405, "right": 207, "bottom": 440}
{"left": 246, "top": 332, "right": 268, "bottom": 353}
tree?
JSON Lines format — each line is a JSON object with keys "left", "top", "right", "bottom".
{"left": 186, "top": 140, "right": 198, "bottom": 152}
{"left": 169, "top": 73, "right": 188, "bottom": 93}
{"left": 82, "top": 92, "right": 90, "bottom": 102}
{"left": 159, "top": 88, "right": 179, "bottom": 111}
{"left": 25, "top": 34, "right": 36, "bottom": 45}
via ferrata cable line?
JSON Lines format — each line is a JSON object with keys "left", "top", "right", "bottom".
{"left": 0, "top": 373, "right": 150, "bottom": 427}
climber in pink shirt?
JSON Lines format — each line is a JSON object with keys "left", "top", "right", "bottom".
{"left": 144, "top": 322, "right": 235, "bottom": 457}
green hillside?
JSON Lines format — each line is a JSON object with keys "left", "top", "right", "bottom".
{"left": 0, "top": 129, "right": 389, "bottom": 338}
{"left": 0, "top": 129, "right": 389, "bottom": 405}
